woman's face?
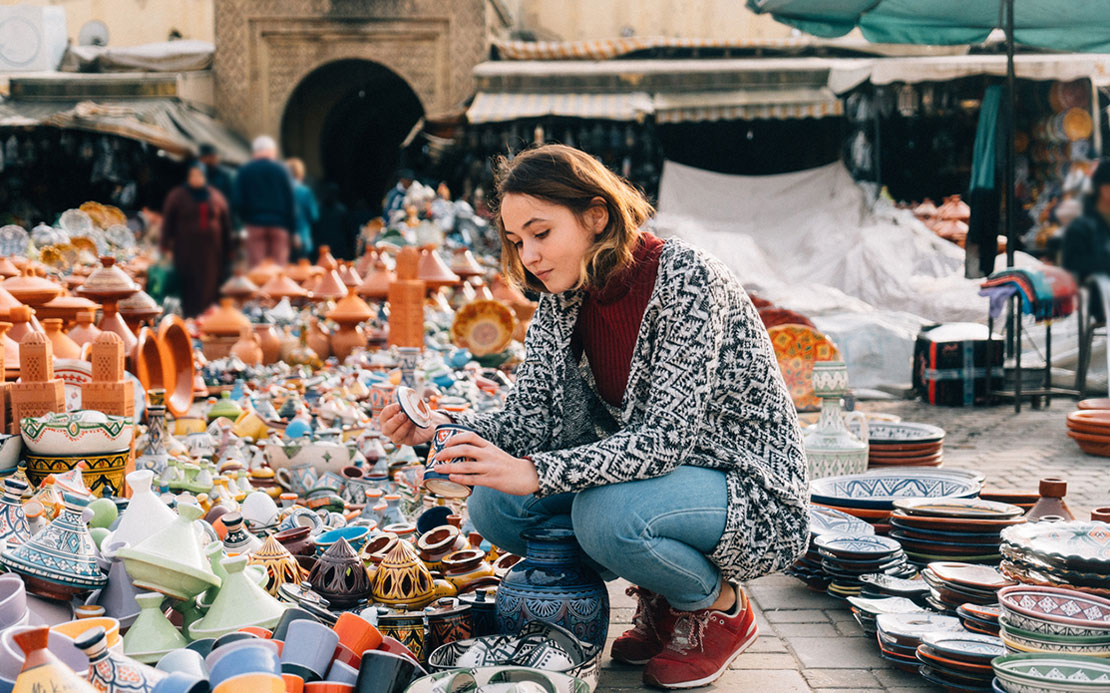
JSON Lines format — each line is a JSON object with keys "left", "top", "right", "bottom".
{"left": 187, "top": 167, "right": 206, "bottom": 189}
{"left": 501, "top": 193, "right": 604, "bottom": 293}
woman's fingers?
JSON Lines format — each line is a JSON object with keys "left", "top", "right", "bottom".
{"left": 434, "top": 444, "right": 484, "bottom": 462}
{"left": 436, "top": 459, "right": 490, "bottom": 476}
{"left": 440, "top": 431, "right": 486, "bottom": 449}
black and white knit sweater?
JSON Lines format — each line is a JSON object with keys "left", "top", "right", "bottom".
{"left": 454, "top": 238, "right": 810, "bottom": 581}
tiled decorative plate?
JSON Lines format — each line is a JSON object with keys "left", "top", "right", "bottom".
{"left": 813, "top": 534, "right": 902, "bottom": 558}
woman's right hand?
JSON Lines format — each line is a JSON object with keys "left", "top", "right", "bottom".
{"left": 378, "top": 402, "right": 449, "bottom": 447}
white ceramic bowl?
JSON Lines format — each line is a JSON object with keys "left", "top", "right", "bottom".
{"left": 0, "top": 435, "right": 20, "bottom": 471}
{"left": 19, "top": 410, "right": 132, "bottom": 456}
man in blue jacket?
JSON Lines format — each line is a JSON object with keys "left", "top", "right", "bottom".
{"left": 233, "top": 135, "right": 297, "bottom": 266}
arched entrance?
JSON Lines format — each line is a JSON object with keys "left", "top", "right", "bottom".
{"left": 281, "top": 59, "right": 424, "bottom": 212}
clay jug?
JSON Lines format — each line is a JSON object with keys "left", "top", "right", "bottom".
{"left": 230, "top": 325, "right": 262, "bottom": 366}
{"left": 253, "top": 324, "right": 281, "bottom": 364}
{"left": 41, "top": 318, "right": 81, "bottom": 359}
{"left": 1026, "top": 478, "right": 1076, "bottom": 522}
{"left": 68, "top": 309, "right": 102, "bottom": 347}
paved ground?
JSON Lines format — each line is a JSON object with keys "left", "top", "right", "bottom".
{"left": 596, "top": 398, "right": 1110, "bottom": 692}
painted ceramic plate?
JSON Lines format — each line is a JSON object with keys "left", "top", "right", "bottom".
{"left": 53, "top": 358, "right": 92, "bottom": 412}
{"left": 451, "top": 300, "right": 515, "bottom": 356}
{"left": 813, "top": 534, "right": 901, "bottom": 558}
{"left": 395, "top": 386, "right": 432, "bottom": 429}
{"left": 917, "top": 645, "right": 996, "bottom": 674}
{"left": 889, "top": 531, "right": 1000, "bottom": 554}
{"left": 767, "top": 324, "right": 840, "bottom": 410}
{"left": 992, "top": 653, "right": 1110, "bottom": 686}
{"left": 810, "top": 505, "right": 875, "bottom": 537}
{"left": 890, "top": 511, "right": 1025, "bottom": 533}
{"left": 850, "top": 421, "right": 946, "bottom": 444}
{"left": 998, "top": 585, "right": 1110, "bottom": 629}
{"left": 846, "top": 596, "right": 927, "bottom": 616}
{"left": 875, "top": 613, "right": 964, "bottom": 644}
{"left": 810, "top": 471, "right": 981, "bottom": 510}
{"left": 926, "top": 562, "right": 1016, "bottom": 590}
{"left": 1001, "top": 521, "right": 1110, "bottom": 572}
{"left": 893, "top": 498, "right": 1025, "bottom": 520}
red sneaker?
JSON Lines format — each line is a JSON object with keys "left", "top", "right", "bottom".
{"left": 610, "top": 586, "right": 676, "bottom": 665}
{"left": 642, "top": 586, "right": 758, "bottom": 689}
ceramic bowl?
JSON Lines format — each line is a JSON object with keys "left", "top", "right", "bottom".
{"left": 212, "top": 672, "right": 284, "bottom": 693}
{"left": 19, "top": 410, "right": 133, "bottom": 456}
{"left": 1002, "top": 607, "right": 1110, "bottom": 640}
{"left": 151, "top": 671, "right": 209, "bottom": 693}
{"left": 998, "top": 585, "right": 1110, "bottom": 636}
{"left": 50, "top": 616, "right": 120, "bottom": 649}
{"left": 0, "top": 435, "right": 21, "bottom": 471}
{"left": 999, "top": 622, "right": 1110, "bottom": 656}
{"left": 403, "top": 666, "right": 588, "bottom": 693}
{"left": 0, "top": 626, "right": 89, "bottom": 681}
{"left": 264, "top": 440, "right": 356, "bottom": 476}
{"left": 992, "top": 653, "right": 1110, "bottom": 692}
{"left": 209, "top": 639, "right": 281, "bottom": 688}
{"left": 0, "top": 575, "right": 27, "bottom": 629}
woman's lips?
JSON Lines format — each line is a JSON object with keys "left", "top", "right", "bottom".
{"left": 534, "top": 269, "right": 552, "bottom": 280}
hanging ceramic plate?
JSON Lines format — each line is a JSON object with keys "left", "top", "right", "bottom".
{"left": 810, "top": 471, "right": 980, "bottom": 510}
{"left": 395, "top": 386, "right": 432, "bottom": 429}
{"left": 892, "top": 498, "right": 1025, "bottom": 520}
{"left": 0, "top": 225, "right": 28, "bottom": 256}
{"left": 450, "top": 300, "right": 515, "bottom": 356}
{"left": 104, "top": 224, "right": 135, "bottom": 250}
{"left": 767, "top": 324, "right": 840, "bottom": 410}
{"left": 810, "top": 505, "right": 875, "bottom": 537}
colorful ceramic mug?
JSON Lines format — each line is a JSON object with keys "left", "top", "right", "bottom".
{"left": 422, "top": 425, "right": 475, "bottom": 500}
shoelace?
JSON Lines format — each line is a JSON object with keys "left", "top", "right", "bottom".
{"left": 666, "top": 609, "right": 711, "bottom": 656}
{"left": 626, "top": 585, "right": 658, "bottom": 637}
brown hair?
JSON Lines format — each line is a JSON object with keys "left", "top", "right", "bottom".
{"left": 286, "top": 157, "right": 306, "bottom": 181}
{"left": 494, "top": 144, "right": 654, "bottom": 293}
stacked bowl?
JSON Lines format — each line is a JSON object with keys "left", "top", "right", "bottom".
{"left": 890, "top": 498, "right": 1025, "bottom": 566}
{"left": 786, "top": 506, "right": 874, "bottom": 592}
{"left": 993, "top": 653, "right": 1110, "bottom": 692}
{"left": 997, "top": 585, "right": 1110, "bottom": 658}
{"left": 917, "top": 631, "right": 1005, "bottom": 692}
{"left": 875, "top": 612, "right": 965, "bottom": 673}
{"left": 921, "top": 562, "right": 1016, "bottom": 614}
{"left": 957, "top": 604, "right": 1002, "bottom": 636}
{"left": 1066, "top": 410, "right": 1110, "bottom": 457}
{"left": 863, "top": 422, "right": 946, "bottom": 470}
{"left": 1000, "top": 521, "right": 1110, "bottom": 597}
{"left": 812, "top": 534, "right": 912, "bottom": 600}
{"left": 811, "top": 470, "right": 982, "bottom": 536}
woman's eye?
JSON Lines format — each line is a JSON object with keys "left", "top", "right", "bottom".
{"left": 535, "top": 230, "right": 549, "bottom": 239}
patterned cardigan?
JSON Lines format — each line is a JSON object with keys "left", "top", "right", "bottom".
{"left": 454, "top": 239, "right": 810, "bottom": 581}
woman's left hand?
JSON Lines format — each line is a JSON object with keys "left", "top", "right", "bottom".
{"left": 434, "top": 431, "right": 540, "bottom": 496}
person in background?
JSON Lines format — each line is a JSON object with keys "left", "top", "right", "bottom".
{"left": 160, "top": 161, "right": 233, "bottom": 317}
{"left": 198, "top": 143, "right": 235, "bottom": 216}
{"left": 286, "top": 157, "right": 319, "bottom": 260}
{"left": 383, "top": 168, "right": 415, "bottom": 221}
{"left": 233, "top": 135, "right": 296, "bottom": 266}
{"left": 1062, "top": 159, "right": 1110, "bottom": 284}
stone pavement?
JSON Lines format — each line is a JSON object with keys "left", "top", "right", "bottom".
{"left": 595, "top": 398, "right": 1110, "bottom": 692}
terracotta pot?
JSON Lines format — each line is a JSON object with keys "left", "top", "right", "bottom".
{"left": 325, "top": 289, "right": 373, "bottom": 324}
{"left": 356, "top": 260, "right": 393, "bottom": 300}
{"left": 41, "top": 319, "right": 81, "bottom": 359}
{"left": 309, "top": 270, "right": 347, "bottom": 302}
{"left": 0, "top": 257, "right": 18, "bottom": 279}
{"left": 2, "top": 268, "right": 61, "bottom": 306}
{"left": 202, "top": 298, "right": 250, "bottom": 338}
{"left": 329, "top": 324, "right": 366, "bottom": 362}
{"left": 230, "top": 326, "right": 262, "bottom": 366}
{"left": 274, "top": 526, "right": 316, "bottom": 563}
{"left": 253, "top": 324, "right": 281, "bottom": 364}
{"left": 157, "top": 315, "right": 196, "bottom": 419}
{"left": 247, "top": 259, "right": 280, "bottom": 288}
{"left": 338, "top": 263, "right": 361, "bottom": 288}
{"left": 67, "top": 310, "right": 101, "bottom": 347}
{"left": 0, "top": 322, "right": 20, "bottom": 373}
{"left": 220, "top": 273, "right": 259, "bottom": 303}
{"left": 416, "top": 247, "right": 459, "bottom": 291}
{"left": 0, "top": 285, "right": 23, "bottom": 321}
{"left": 315, "top": 246, "right": 338, "bottom": 272}
{"left": 35, "top": 295, "right": 100, "bottom": 325}
{"left": 306, "top": 320, "right": 331, "bottom": 360}
{"left": 287, "top": 259, "right": 320, "bottom": 284}
{"left": 118, "top": 290, "right": 161, "bottom": 332}
{"left": 259, "top": 272, "right": 308, "bottom": 300}
{"left": 7, "top": 305, "right": 41, "bottom": 344}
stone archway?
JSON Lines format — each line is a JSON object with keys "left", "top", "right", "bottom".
{"left": 281, "top": 59, "right": 424, "bottom": 210}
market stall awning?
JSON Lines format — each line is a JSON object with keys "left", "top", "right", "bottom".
{"left": 653, "top": 87, "right": 842, "bottom": 123}
{"left": 829, "top": 53, "right": 1110, "bottom": 93}
{"left": 0, "top": 98, "right": 251, "bottom": 164}
{"left": 745, "top": 0, "right": 1110, "bottom": 52}
{"left": 491, "top": 35, "right": 815, "bottom": 61}
{"left": 466, "top": 91, "right": 653, "bottom": 124}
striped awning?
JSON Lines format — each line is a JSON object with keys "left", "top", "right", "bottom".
{"left": 653, "top": 87, "right": 843, "bottom": 123}
{"left": 466, "top": 91, "right": 653, "bottom": 124}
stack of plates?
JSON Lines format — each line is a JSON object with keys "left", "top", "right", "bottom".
{"left": 847, "top": 595, "right": 927, "bottom": 635}
{"left": 814, "top": 534, "right": 912, "bottom": 600}
{"left": 1000, "top": 521, "right": 1110, "bottom": 597}
{"left": 875, "top": 612, "right": 965, "bottom": 673}
{"left": 979, "top": 489, "right": 1039, "bottom": 514}
{"left": 864, "top": 422, "right": 946, "bottom": 469}
{"left": 890, "top": 498, "right": 1026, "bottom": 566}
{"left": 957, "top": 603, "right": 1002, "bottom": 636}
{"left": 811, "top": 470, "right": 982, "bottom": 536}
{"left": 859, "top": 573, "right": 930, "bottom": 607}
{"left": 917, "top": 632, "right": 1006, "bottom": 693}
{"left": 921, "top": 562, "right": 1016, "bottom": 614}
{"left": 1066, "top": 410, "right": 1110, "bottom": 457}
{"left": 787, "top": 505, "right": 873, "bottom": 592}
{"left": 997, "top": 585, "right": 1110, "bottom": 657}
{"left": 992, "top": 653, "right": 1110, "bottom": 693}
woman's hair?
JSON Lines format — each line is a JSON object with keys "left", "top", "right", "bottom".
{"left": 287, "top": 157, "right": 306, "bottom": 181}
{"left": 493, "top": 144, "right": 654, "bottom": 293}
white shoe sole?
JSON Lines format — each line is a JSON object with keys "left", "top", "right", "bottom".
{"left": 646, "top": 620, "right": 760, "bottom": 690}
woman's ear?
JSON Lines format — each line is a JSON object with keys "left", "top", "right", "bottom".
{"left": 589, "top": 197, "right": 609, "bottom": 235}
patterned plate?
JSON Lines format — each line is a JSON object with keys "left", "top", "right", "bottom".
{"left": 849, "top": 421, "right": 946, "bottom": 443}
{"left": 0, "top": 225, "right": 28, "bottom": 256}
{"left": 767, "top": 324, "right": 840, "bottom": 410}
{"left": 395, "top": 386, "right": 432, "bottom": 429}
{"left": 810, "top": 472, "right": 981, "bottom": 510}
{"left": 451, "top": 300, "right": 515, "bottom": 356}
{"left": 927, "top": 562, "right": 1016, "bottom": 590}
{"left": 892, "top": 498, "right": 1024, "bottom": 520}
{"left": 998, "top": 585, "right": 1110, "bottom": 629}
{"left": 1000, "top": 521, "right": 1110, "bottom": 572}
{"left": 875, "top": 613, "right": 964, "bottom": 643}
{"left": 810, "top": 505, "right": 875, "bottom": 537}
{"left": 813, "top": 534, "right": 902, "bottom": 558}
{"left": 58, "top": 209, "right": 93, "bottom": 236}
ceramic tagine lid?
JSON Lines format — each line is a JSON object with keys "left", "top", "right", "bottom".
{"left": 356, "top": 259, "right": 394, "bottom": 300}
{"left": 0, "top": 492, "right": 107, "bottom": 600}
{"left": 417, "top": 246, "right": 460, "bottom": 289}
{"left": 220, "top": 272, "right": 259, "bottom": 302}
{"left": 0, "top": 284, "right": 23, "bottom": 321}
{"left": 449, "top": 248, "right": 485, "bottom": 278}
{"left": 12, "top": 627, "right": 98, "bottom": 692}
{"left": 316, "top": 245, "right": 338, "bottom": 271}
{"left": 310, "top": 269, "right": 348, "bottom": 302}
{"left": 108, "top": 471, "right": 176, "bottom": 549}
{"left": 260, "top": 272, "right": 309, "bottom": 300}
{"left": 2, "top": 269, "right": 61, "bottom": 307}
{"left": 0, "top": 256, "right": 18, "bottom": 279}
{"left": 370, "top": 536, "right": 435, "bottom": 609}
{"left": 247, "top": 535, "right": 305, "bottom": 597}
{"left": 0, "top": 477, "right": 32, "bottom": 548}
{"left": 338, "top": 263, "right": 362, "bottom": 288}
{"left": 200, "top": 298, "right": 250, "bottom": 337}
{"left": 115, "top": 502, "right": 221, "bottom": 601}
{"left": 287, "top": 258, "right": 320, "bottom": 284}
{"left": 325, "top": 288, "right": 374, "bottom": 325}
{"left": 187, "top": 554, "right": 287, "bottom": 639}
{"left": 122, "top": 592, "right": 188, "bottom": 663}
{"left": 246, "top": 258, "right": 279, "bottom": 288}
{"left": 76, "top": 257, "right": 140, "bottom": 301}
{"left": 35, "top": 294, "right": 99, "bottom": 324}
{"left": 117, "top": 289, "right": 162, "bottom": 323}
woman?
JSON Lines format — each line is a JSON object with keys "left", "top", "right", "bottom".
{"left": 160, "top": 161, "right": 233, "bottom": 317}
{"left": 380, "top": 145, "right": 809, "bottom": 689}
{"left": 287, "top": 157, "right": 319, "bottom": 260}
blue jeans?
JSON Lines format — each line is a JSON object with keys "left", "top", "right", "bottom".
{"left": 468, "top": 466, "right": 728, "bottom": 611}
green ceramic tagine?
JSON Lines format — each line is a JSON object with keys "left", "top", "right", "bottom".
{"left": 207, "top": 391, "right": 243, "bottom": 422}
{"left": 123, "top": 592, "right": 188, "bottom": 664}
{"left": 116, "top": 502, "right": 221, "bottom": 600}
{"left": 187, "top": 554, "right": 287, "bottom": 640}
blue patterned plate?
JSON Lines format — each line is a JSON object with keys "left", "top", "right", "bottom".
{"left": 813, "top": 534, "right": 902, "bottom": 559}
{"left": 921, "top": 632, "right": 1006, "bottom": 663}
{"left": 811, "top": 471, "right": 981, "bottom": 510}
{"left": 810, "top": 505, "right": 875, "bottom": 537}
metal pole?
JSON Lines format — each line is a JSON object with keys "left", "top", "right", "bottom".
{"left": 1005, "top": 0, "right": 1016, "bottom": 269}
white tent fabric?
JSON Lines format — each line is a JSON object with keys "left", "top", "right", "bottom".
{"left": 653, "top": 160, "right": 1008, "bottom": 387}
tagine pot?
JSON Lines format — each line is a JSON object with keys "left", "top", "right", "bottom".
{"left": 187, "top": 555, "right": 287, "bottom": 640}
{"left": 307, "top": 537, "right": 371, "bottom": 609}
{"left": 122, "top": 592, "right": 188, "bottom": 664}
{"left": 495, "top": 528, "right": 609, "bottom": 649}
{"left": 802, "top": 361, "right": 869, "bottom": 479}
{"left": 75, "top": 624, "right": 166, "bottom": 692}
{"left": 1, "top": 492, "right": 107, "bottom": 601}
{"left": 12, "top": 626, "right": 97, "bottom": 692}
{"left": 0, "top": 478, "right": 31, "bottom": 549}
{"left": 108, "top": 470, "right": 176, "bottom": 549}
{"left": 116, "top": 502, "right": 221, "bottom": 601}
{"left": 369, "top": 536, "right": 435, "bottom": 610}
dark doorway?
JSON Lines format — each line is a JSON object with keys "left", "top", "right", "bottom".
{"left": 281, "top": 59, "right": 424, "bottom": 212}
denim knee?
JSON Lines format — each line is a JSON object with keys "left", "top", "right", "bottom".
{"left": 570, "top": 485, "right": 645, "bottom": 569}
{"left": 467, "top": 486, "right": 526, "bottom": 554}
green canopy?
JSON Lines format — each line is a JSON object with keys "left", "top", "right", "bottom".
{"left": 746, "top": 0, "right": 1110, "bottom": 52}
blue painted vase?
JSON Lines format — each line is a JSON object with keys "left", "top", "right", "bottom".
{"left": 495, "top": 528, "right": 609, "bottom": 648}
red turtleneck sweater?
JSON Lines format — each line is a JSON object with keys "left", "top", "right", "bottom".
{"left": 572, "top": 232, "right": 666, "bottom": 407}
